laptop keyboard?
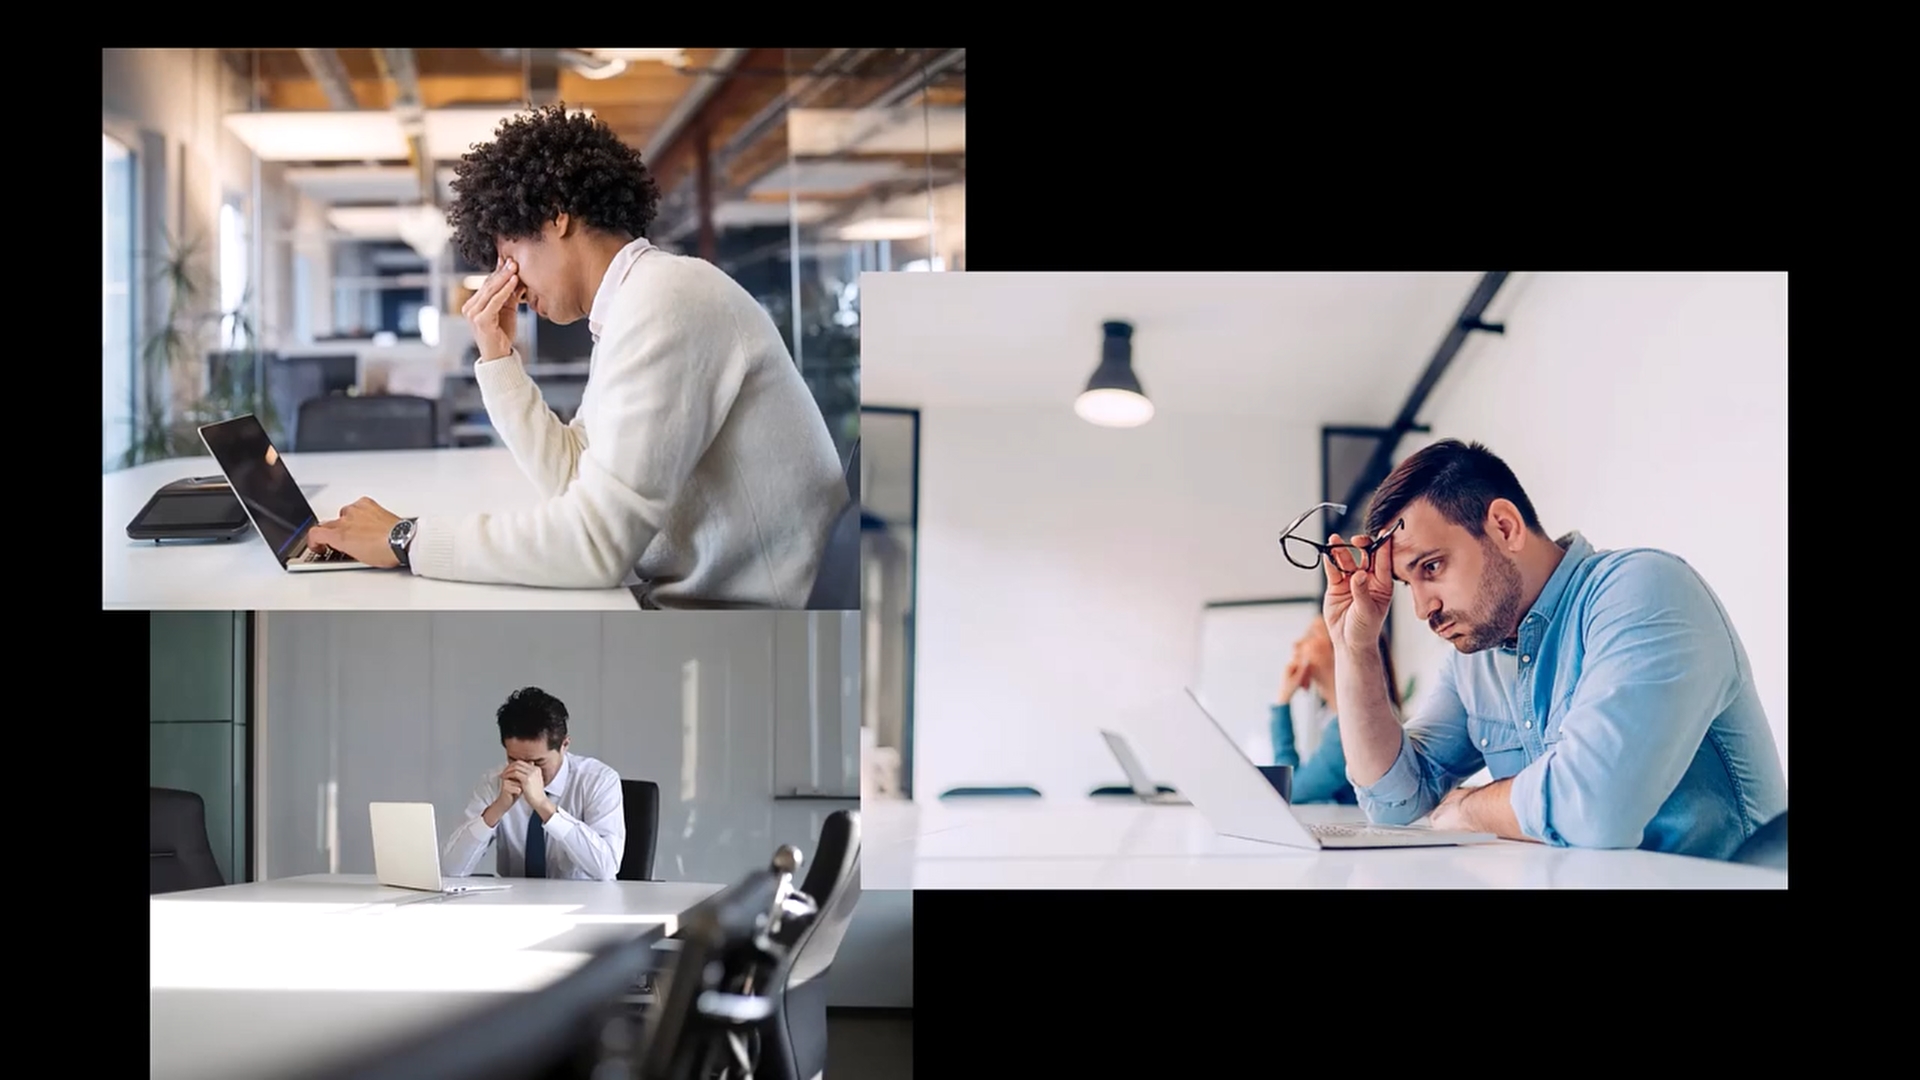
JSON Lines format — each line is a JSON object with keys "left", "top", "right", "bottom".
{"left": 294, "top": 547, "right": 354, "bottom": 564}
{"left": 1308, "top": 823, "right": 1421, "bottom": 839}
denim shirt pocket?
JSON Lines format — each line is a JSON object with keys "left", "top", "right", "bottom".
{"left": 1468, "top": 714, "right": 1529, "bottom": 780}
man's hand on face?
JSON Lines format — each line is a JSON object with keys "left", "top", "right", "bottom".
{"left": 307, "top": 497, "right": 404, "bottom": 568}
{"left": 462, "top": 257, "right": 522, "bottom": 362}
{"left": 510, "top": 761, "right": 552, "bottom": 814}
{"left": 497, "top": 763, "right": 524, "bottom": 806}
{"left": 1321, "top": 531, "right": 1396, "bottom": 653}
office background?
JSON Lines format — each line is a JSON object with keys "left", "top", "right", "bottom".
{"left": 149, "top": 609, "right": 910, "bottom": 1009}
{"left": 103, "top": 47, "right": 965, "bottom": 472}
{"left": 858, "top": 271, "right": 1788, "bottom": 804}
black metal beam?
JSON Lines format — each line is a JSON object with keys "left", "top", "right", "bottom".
{"left": 1333, "top": 271, "right": 1510, "bottom": 534}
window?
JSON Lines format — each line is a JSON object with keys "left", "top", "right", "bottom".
{"left": 103, "top": 133, "right": 135, "bottom": 471}
{"left": 219, "top": 197, "right": 248, "bottom": 348}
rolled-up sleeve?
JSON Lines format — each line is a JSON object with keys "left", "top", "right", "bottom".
{"left": 1352, "top": 659, "right": 1481, "bottom": 825}
{"left": 1509, "top": 553, "right": 1741, "bottom": 848}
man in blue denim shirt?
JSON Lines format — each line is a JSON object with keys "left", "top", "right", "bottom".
{"left": 1320, "top": 439, "right": 1786, "bottom": 860}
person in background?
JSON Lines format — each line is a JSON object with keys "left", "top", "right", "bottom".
{"left": 442, "top": 687, "right": 626, "bottom": 880}
{"left": 1271, "top": 618, "right": 1403, "bottom": 804}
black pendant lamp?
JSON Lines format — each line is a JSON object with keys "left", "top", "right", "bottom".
{"left": 1074, "top": 320, "right": 1154, "bottom": 427}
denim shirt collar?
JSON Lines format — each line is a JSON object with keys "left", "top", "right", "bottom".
{"left": 1504, "top": 530, "right": 1591, "bottom": 652}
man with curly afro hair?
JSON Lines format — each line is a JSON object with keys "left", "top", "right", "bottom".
{"left": 309, "top": 104, "right": 849, "bottom": 609}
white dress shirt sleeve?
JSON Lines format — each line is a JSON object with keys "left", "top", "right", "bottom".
{"left": 442, "top": 773, "right": 501, "bottom": 876}
{"left": 541, "top": 769, "right": 627, "bottom": 881}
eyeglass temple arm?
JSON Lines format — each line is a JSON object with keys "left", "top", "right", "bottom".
{"left": 1284, "top": 502, "right": 1347, "bottom": 537}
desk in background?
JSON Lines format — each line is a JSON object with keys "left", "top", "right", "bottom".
{"left": 863, "top": 798, "right": 1788, "bottom": 889}
{"left": 150, "top": 873, "right": 722, "bottom": 1080}
{"left": 103, "top": 448, "right": 641, "bottom": 611}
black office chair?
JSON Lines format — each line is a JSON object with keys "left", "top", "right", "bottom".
{"left": 939, "top": 785, "right": 1043, "bottom": 799}
{"left": 617, "top": 779, "right": 662, "bottom": 882}
{"left": 1729, "top": 809, "right": 1787, "bottom": 870}
{"left": 805, "top": 497, "right": 860, "bottom": 611}
{"left": 637, "top": 849, "right": 826, "bottom": 1080}
{"left": 755, "top": 810, "right": 862, "bottom": 1080}
{"left": 151, "top": 787, "right": 226, "bottom": 895}
{"left": 802, "top": 438, "right": 861, "bottom": 610}
{"left": 295, "top": 394, "right": 438, "bottom": 452}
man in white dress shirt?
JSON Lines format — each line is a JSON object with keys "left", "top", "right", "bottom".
{"left": 307, "top": 103, "right": 848, "bottom": 608}
{"left": 442, "top": 686, "right": 626, "bottom": 881}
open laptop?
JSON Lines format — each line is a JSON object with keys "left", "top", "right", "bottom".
{"left": 198, "top": 414, "right": 376, "bottom": 572}
{"left": 1127, "top": 688, "right": 1498, "bottom": 850}
{"left": 369, "top": 801, "right": 511, "bottom": 894}
{"left": 1099, "top": 730, "right": 1191, "bottom": 804}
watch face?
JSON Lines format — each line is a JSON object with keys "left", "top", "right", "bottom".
{"left": 391, "top": 520, "right": 413, "bottom": 543}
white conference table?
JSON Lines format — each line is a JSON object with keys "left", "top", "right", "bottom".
{"left": 104, "top": 448, "right": 640, "bottom": 610}
{"left": 863, "top": 798, "right": 1788, "bottom": 889}
{"left": 150, "top": 873, "right": 723, "bottom": 1080}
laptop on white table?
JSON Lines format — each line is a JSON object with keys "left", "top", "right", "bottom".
{"left": 369, "top": 802, "right": 511, "bottom": 894}
{"left": 198, "top": 413, "right": 379, "bottom": 573}
{"left": 1098, "top": 730, "right": 1191, "bottom": 804}
{"left": 1127, "top": 688, "right": 1498, "bottom": 850}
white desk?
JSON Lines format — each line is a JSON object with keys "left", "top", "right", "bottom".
{"left": 104, "top": 449, "right": 639, "bottom": 610}
{"left": 862, "top": 798, "right": 1788, "bottom": 889}
{"left": 150, "top": 873, "right": 722, "bottom": 1080}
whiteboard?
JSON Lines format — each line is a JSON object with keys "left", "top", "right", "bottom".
{"left": 1194, "top": 599, "right": 1325, "bottom": 765}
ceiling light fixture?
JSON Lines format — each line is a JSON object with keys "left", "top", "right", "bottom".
{"left": 1074, "top": 320, "right": 1154, "bottom": 428}
{"left": 836, "top": 217, "right": 933, "bottom": 241}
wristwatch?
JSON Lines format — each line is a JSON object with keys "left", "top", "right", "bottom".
{"left": 388, "top": 517, "right": 419, "bottom": 570}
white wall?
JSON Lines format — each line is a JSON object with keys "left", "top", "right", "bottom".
{"left": 910, "top": 407, "right": 1321, "bottom": 800}
{"left": 101, "top": 49, "right": 317, "bottom": 363}
{"left": 252, "top": 610, "right": 907, "bottom": 1007}
{"left": 1390, "top": 271, "right": 1788, "bottom": 778}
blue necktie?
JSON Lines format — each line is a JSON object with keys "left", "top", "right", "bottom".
{"left": 525, "top": 811, "right": 547, "bottom": 879}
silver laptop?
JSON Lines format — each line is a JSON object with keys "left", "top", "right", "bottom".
{"left": 198, "top": 414, "right": 378, "bottom": 573}
{"left": 369, "top": 801, "right": 511, "bottom": 894}
{"left": 1128, "top": 688, "right": 1498, "bottom": 850}
{"left": 1099, "top": 730, "right": 1191, "bottom": 804}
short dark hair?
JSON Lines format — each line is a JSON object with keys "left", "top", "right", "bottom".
{"left": 1364, "top": 438, "right": 1544, "bottom": 539}
{"left": 447, "top": 102, "right": 661, "bottom": 269}
{"left": 496, "top": 686, "right": 569, "bottom": 749}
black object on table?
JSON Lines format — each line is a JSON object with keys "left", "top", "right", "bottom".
{"left": 125, "top": 476, "right": 252, "bottom": 543}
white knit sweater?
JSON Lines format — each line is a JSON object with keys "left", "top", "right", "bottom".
{"left": 407, "top": 247, "right": 847, "bottom": 608}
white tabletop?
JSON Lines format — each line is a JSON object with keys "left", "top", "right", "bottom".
{"left": 104, "top": 449, "right": 639, "bottom": 610}
{"left": 863, "top": 798, "right": 1788, "bottom": 889}
{"left": 151, "top": 873, "right": 722, "bottom": 1080}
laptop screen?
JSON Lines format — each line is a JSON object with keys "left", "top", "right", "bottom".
{"left": 200, "top": 415, "right": 316, "bottom": 561}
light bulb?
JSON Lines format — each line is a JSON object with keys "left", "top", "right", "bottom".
{"left": 1074, "top": 388, "right": 1155, "bottom": 427}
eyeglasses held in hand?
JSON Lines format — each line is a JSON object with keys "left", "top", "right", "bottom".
{"left": 1277, "top": 501, "right": 1404, "bottom": 573}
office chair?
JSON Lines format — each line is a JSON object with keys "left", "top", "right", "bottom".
{"left": 617, "top": 779, "right": 662, "bottom": 881}
{"left": 805, "top": 496, "right": 861, "bottom": 610}
{"left": 754, "top": 810, "right": 862, "bottom": 1080}
{"left": 150, "top": 787, "right": 226, "bottom": 895}
{"left": 804, "top": 439, "right": 862, "bottom": 610}
{"left": 295, "top": 394, "right": 437, "bottom": 452}
{"left": 636, "top": 847, "right": 827, "bottom": 1080}
{"left": 1729, "top": 809, "right": 1787, "bottom": 870}
{"left": 939, "top": 785, "right": 1043, "bottom": 799}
